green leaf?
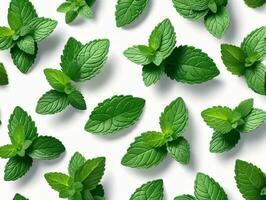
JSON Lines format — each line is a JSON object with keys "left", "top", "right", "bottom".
{"left": 8, "top": 106, "right": 38, "bottom": 141}
{"left": 241, "top": 27, "right": 266, "bottom": 59}
{"left": 244, "top": 0, "right": 266, "bottom": 8}
{"left": 130, "top": 179, "right": 164, "bottom": 200}
{"left": 79, "top": 5, "right": 94, "bottom": 19}
{"left": 26, "top": 17, "right": 57, "bottom": 42}
{"left": 149, "top": 29, "right": 162, "bottom": 51}
{"left": 17, "top": 35, "right": 36, "bottom": 55}
{"left": 209, "top": 130, "right": 240, "bottom": 153}
{"left": 91, "top": 184, "right": 104, "bottom": 198}
{"left": 11, "top": 125, "right": 25, "bottom": 148}
{"left": 10, "top": 45, "right": 37, "bottom": 73}
{"left": 4, "top": 156, "right": 32, "bottom": 181}
{"left": 44, "top": 172, "right": 73, "bottom": 192}
{"left": 0, "top": 144, "right": 17, "bottom": 158}
{"left": 142, "top": 131, "right": 167, "bottom": 148}
{"left": 238, "top": 108, "right": 266, "bottom": 133}
{"left": 204, "top": 7, "right": 230, "bottom": 38}
{"left": 142, "top": 63, "right": 163, "bottom": 86}
{"left": 174, "top": 195, "right": 196, "bottom": 200}
{"left": 86, "top": 0, "right": 97, "bottom": 7}
{"left": 57, "top": 2, "right": 72, "bottom": 13}
{"left": 165, "top": 46, "right": 219, "bottom": 84}
{"left": 235, "top": 160, "right": 266, "bottom": 200}
{"left": 27, "top": 136, "right": 65, "bottom": 160}
{"left": 8, "top": 0, "right": 37, "bottom": 31}
{"left": 0, "top": 27, "right": 15, "bottom": 50}
{"left": 245, "top": 63, "right": 266, "bottom": 95}
{"left": 115, "top": 0, "right": 149, "bottom": 27}
{"left": 0, "top": 63, "right": 9, "bottom": 85}
{"left": 68, "top": 152, "right": 86, "bottom": 177}
{"left": 124, "top": 45, "right": 154, "bottom": 65}
{"left": 121, "top": 134, "right": 167, "bottom": 168}
{"left": 44, "top": 69, "right": 71, "bottom": 92}
{"left": 85, "top": 95, "right": 145, "bottom": 134}
{"left": 166, "top": 137, "right": 190, "bottom": 164}
{"left": 160, "top": 97, "right": 188, "bottom": 139}
{"left": 65, "top": 10, "right": 79, "bottom": 24}
{"left": 68, "top": 90, "right": 87, "bottom": 110}
{"left": 36, "top": 90, "right": 69, "bottom": 114}
{"left": 201, "top": 106, "right": 234, "bottom": 134}
{"left": 261, "top": 187, "right": 266, "bottom": 195}
{"left": 194, "top": 173, "right": 228, "bottom": 200}
{"left": 13, "top": 193, "right": 28, "bottom": 200}
{"left": 234, "top": 99, "right": 254, "bottom": 118}
{"left": 221, "top": 44, "right": 246, "bottom": 76}
{"left": 74, "top": 157, "right": 105, "bottom": 190}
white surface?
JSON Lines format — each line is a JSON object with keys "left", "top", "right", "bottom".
{"left": 0, "top": 0, "right": 266, "bottom": 199}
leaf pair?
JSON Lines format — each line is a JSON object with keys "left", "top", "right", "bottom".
{"left": 13, "top": 194, "right": 28, "bottom": 200}
{"left": 45, "top": 152, "right": 105, "bottom": 200}
{"left": 174, "top": 173, "right": 228, "bottom": 200}
{"left": 124, "top": 19, "right": 219, "bottom": 87}
{"left": 202, "top": 99, "right": 266, "bottom": 153}
{"left": 57, "top": 0, "right": 96, "bottom": 24}
{"left": 36, "top": 37, "right": 110, "bottom": 115}
{"left": 172, "top": 0, "right": 230, "bottom": 38}
{"left": 221, "top": 27, "right": 266, "bottom": 95}
{"left": 0, "top": 0, "right": 57, "bottom": 73}
{"left": 244, "top": 0, "right": 266, "bottom": 8}
{"left": 122, "top": 97, "right": 190, "bottom": 169}
{"left": 0, "top": 63, "right": 8, "bottom": 85}
{"left": 235, "top": 160, "right": 266, "bottom": 200}
{"left": 85, "top": 95, "right": 145, "bottom": 135}
{"left": 0, "top": 107, "right": 65, "bottom": 181}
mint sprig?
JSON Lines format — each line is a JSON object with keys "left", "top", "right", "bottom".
{"left": 0, "top": 107, "right": 65, "bottom": 181}
{"left": 235, "top": 160, "right": 266, "bottom": 200}
{"left": 221, "top": 27, "right": 266, "bottom": 95}
{"left": 172, "top": 0, "right": 230, "bottom": 38}
{"left": 13, "top": 193, "right": 28, "bottom": 200}
{"left": 85, "top": 95, "right": 145, "bottom": 134}
{"left": 124, "top": 19, "right": 219, "bottom": 87}
{"left": 129, "top": 179, "right": 164, "bottom": 200}
{"left": 202, "top": 99, "right": 266, "bottom": 153}
{"left": 0, "top": 62, "right": 8, "bottom": 85}
{"left": 0, "top": 0, "right": 57, "bottom": 73}
{"left": 36, "top": 37, "right": 110, "bottom": 115}
{"left": 45, "top": 152, "right": 105, "bottom": 200}
{"left": 57, "top": 0, "right": 96, "bottom": 24}
{"left": 244, "top": 0, "right": 266, "bottom": 8}
{"left": 122, "top": 97, "right": 190, "bottom": 169}
{"left": 174, "top": 172, "right": 228, "bottom": 200}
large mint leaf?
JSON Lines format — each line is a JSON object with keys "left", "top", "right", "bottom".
{"left": 165, "top": 46, "right": 219, "bottom": 84}
{"left": 121, "top": 134, "right": 167, "bottom": 168}
{"left": 85, "top": 95, "right": 145, "bottom": 134}
{"left": 166, "top": 137, "right": 190, "bottom": 164}
{"left": 130, "top": 179, "right": 164, "bottom": 200}
{"left": 68, "top": 152, "right": 86, "bottom": 177}
{"left": 115, "top": 0, "right": 149, "bottom": 27}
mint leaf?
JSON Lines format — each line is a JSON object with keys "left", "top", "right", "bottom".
{"left": 166, "top": 137, "right": 190, "bottom": 164}
{"left": 235, "top": 160, "right": 266, "bottom": 200}
{"left": 234, "top": 98, "right": 254, "bottom": 117}
{"left": 245, "top": 63, "right": 266, "bottom": 95}
{"left": 57, "top": 2, "right": 72, "bottom": 13}
{"left": 210, "top": 130, "right": 240, "bottom": 153}
{"left": 165, "top": 46, "right": 219, "bottom": 84}
{"left": 221, "top": 44, "right": 246, "bottom": 76}
{"left": 8, "top": 106, "right": 38, "bottom": 141}
{"left": 36, "top": 90, "right": 69, "bottom": 115}
{"left": 68, "top": 90, "right": 87, "bottom": 110}
{"left": 65, "top": 10, "right": 78, "bottom": 24}
{"left": 142, "top": 63, "right": 164, "bottom": 86}
{"left": 159, "top": 97, "right": 188, "bottom": 139}
{"left": 130, "top": 179, "right": 164, "bottom": 200}
{"left": 241, "top": 27, "right": 266, "bottom": 59}
{"left": 44, "top": 69, "right": 71, "bottom": 92}
{"left": 44, "top": 172, "right": 73, "bottom": 192}
{"left": 194, "top": 173, "right": 228, "bottom": 200}
{"left": 201, "top": 106, "right": 234, "bottom": 134}
{"left": 244, "top": 0, "right": 266, "bottom": 8}
{"left": 11, "top": 125, "right": 25, "bottom": 149}
{"left": 79, "top": 5, "right": 94, "bottom": 19}
{"left": 26, "top": 17, "right": 58, "bottom": 42}
{"left": 0, "top": 63, "right": 8, "bottom": 85}
{"left": 238, "top": 108, "right": 266, "bottom": 133}
{"left": 13, "top": 194, "right": 28, "bottom": 200}
{"left": 121, "top": 134, "right": 167, "bottom": 168}
{"left": 68, "top": 152, "right": 86, "bottom": 177}
{"left": 142, "top": 131, "right": 167, "bottom": 148}
{"left": 115, "top": 0, "right": 149, "bottom": 27}
{"left": 124, "top": 45, "right": 153, "bottom": 65}
{"left": 4, "top": 156, "right": 32, "bottom": 181}
{"left": 174, "top": 195, "right": 196, "bottom": 200}
{"left": 85, "top": 95, "right": 145, "bottom": 134}
{"left": 0, "top": 27, "right": 14, "bottom": 50}
{"left": 17, "top": 35, "right": 36, "bottom": 55}
{"left": 27, "top": 136, "right": 65, "bottom": 160}
{"left": 10, "top": 45, "right": 37, "bottom": 73}
{"left": 0, "top": 144, "right": 17, "bottom": 158}
{"left": 204, "top": 7, "right": 230, "bottom": 38}
{"left": 8, "top": 0, "right": 37, "bottom": 31}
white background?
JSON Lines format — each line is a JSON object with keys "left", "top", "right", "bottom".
{"left": 0, "top": 0, "right": 266, "bottom": 199}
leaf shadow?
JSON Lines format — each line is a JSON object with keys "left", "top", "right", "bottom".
{"left": 54, "top": 106, "right": 84, "bottom": 123}
{"left": 223, "top": 1, "right": 238, "bottom": 42}
{"left": 154, "top": 75, "right": 176, "bottom": 95}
